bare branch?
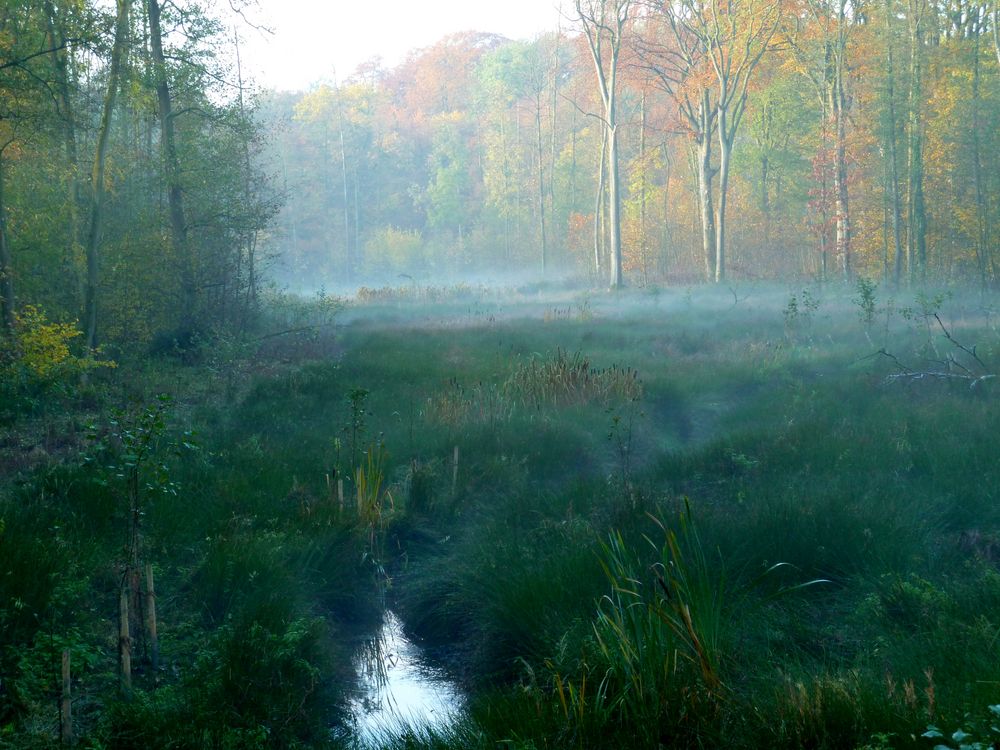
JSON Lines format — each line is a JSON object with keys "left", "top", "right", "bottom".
{"left": 933, "top": 313, "right": 990, "bottom": 372}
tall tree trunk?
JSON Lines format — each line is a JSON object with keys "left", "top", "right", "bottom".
{"left": 535, "top": 95, "right": 548, "bottom": 274}
{"left": 514, "top": 103, "right": 522, "bottom": 246}
{"left": 570, "top": 109, "right": 578, "bottom": 213}
{"left": 882, "top": 190, "right": 890, "bottom": 283}
{"left": 757, "top": 98, "right": 773, "bottom": 249}
{"left": 353, "top": 167, "right": 361, "bottom": 274}
{"left": 907, "top": 0, "right": 927, "bottom": 283}
{"left": 639, "top": 91, "right": 649, "bottom": 285}
{"left": 340, "top": 121, "right": 354, "bottom": 281}
{"left": 44, "top": 0, "right": 82, "bottom": 305}
{"left": 832, "top": 35, "right": 851, "bottom": 281}
{"left": 661, "top": 141, "right": 672, "bottom": 278}
{"left": 84, "top": 0, "right": 130, "bottom": 352}
{"left": 761, "top": 153, "right": 771, "bottom": 248}
{"left": 594, "top": 125, "right": 607, "bottom": 276}
{"left": 148, "top": 0, "right": 194, "bottom": 324}
{"left": 499, "top": 113, "right": 511, "bottom": 262}
{"left": 818, "top": 94, "right": 831, "bottom": 283}
{"left": 549, "top": 34, "right": 560, "bottom": 260}
{"left": 234, "top": 29, "right": 255, "bottom": 328}
{"left": 993, "top": 2, "right": 1000, "bottom": 67}
{"left": 336, "top": 85, "right": 351, "bottom": 281}
{"left": 576, "top": 0, "right": 630, "bottom": 289}
{"left": 0, "top": 152, "right": 14, "bottom": 336}
{"left": 884, "top": 0, "right": 905, "bottom": 287}
{"left": 715, "top": 89, "right": 732, "bottom": 284}
{"left": 696, "top": 93, "right": 717, "bottom": 282}
{"left": 971, "top": 22, "right": 992, "bottom": 287}
{"left": 608, "top": 122, "right": 623, "bottom": 288}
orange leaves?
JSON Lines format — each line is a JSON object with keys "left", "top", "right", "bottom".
{"left": 386, "top": 32, "right": 505, "bottom": 123}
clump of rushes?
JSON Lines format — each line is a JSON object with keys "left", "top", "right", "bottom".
{"left": 422, "top": 349, "right": 641, "bottom": 431}
{"left": 356, "top": 441, "right": 394, "bottom": 578}
{"left": 585, "top": 503, "right": 728, "bottom": 738}
{"left": 504, "top": 348, "right": 642, "bottom": 408}
{"left": 505, "top": 348, "right": 642, "bottom": 409}
{"left": 423, "top": 378, "right": 514, "bottom": 429}
{"left": 543, "top": 501, "right": 830, "bottom": 746}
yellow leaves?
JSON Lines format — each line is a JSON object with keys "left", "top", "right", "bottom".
{"left": 293, "top": 85, "right": 337, "bottom": 124}
{"left": 4, "top": 305, "right": 115, "bottom": 384}
{"left": 14, "top": 305, "right": 81, "bottom": 379}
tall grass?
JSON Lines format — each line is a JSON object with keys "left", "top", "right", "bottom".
{"left": 505, "top": 348, "right": 642, "bottom": 409}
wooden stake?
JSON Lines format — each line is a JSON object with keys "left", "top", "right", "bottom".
{"left": 119, "top": 588, "right": 131, "bottom": 694}
{"left": 60, "top": 649, "right": 73, "bottom": 746}
{"left": 337, "top": 478, "right": 344, "bottom": 511}
{"left": 145, "top": 563, "right": 159, "bottom": 676}
{"left": 451, "top": 446, "right": 459, "bottom": 495}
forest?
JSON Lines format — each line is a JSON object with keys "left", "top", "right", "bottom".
{"left": 265, "top": 0, "right": 999, "bottom": 291}
{"left": 2, "top": 0, "right": 1000, "bottom": 748}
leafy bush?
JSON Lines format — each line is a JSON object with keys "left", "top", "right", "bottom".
{"left": 0, "top": 305, "right": 113, "bottom": 417}
{"left": 196, "top": 613, "right": 331, "bottom": 744}
{"left": 854, "top": 278, "right": 878, "bottom": 328}
{"left": 105, "top": 615, "right": 334, "bottom": 749}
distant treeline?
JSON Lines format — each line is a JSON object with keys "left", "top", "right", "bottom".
{"left": 264, "top": 1, "right": 999, "bottom": 290}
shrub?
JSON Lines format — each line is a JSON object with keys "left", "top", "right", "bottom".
{"left": 0, "top": 305, "right": 113, "bottom": 418}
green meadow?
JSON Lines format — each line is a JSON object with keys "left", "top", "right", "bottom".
{"left": 3, "top": 283, "right": 1000, "bottom": 749}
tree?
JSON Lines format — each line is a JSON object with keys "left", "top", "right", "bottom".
{"left": 969, "top": 4, "right": 994, "bottom": 287}
{"left": 882, "top": 0, "right": 905, "bottom": 286}
{"left": 83, "top": 0, "right": 130, "bottom": 352}
{"left": 576, "top": 0, "right": 633, "bottom": 289}
{"left": 0, "top": 1, "right": 49, "bottom": 336}
{"left": 0, "top": 139, "right": 14, "bottom": 336}
{"left": 655, "top": 0, "right": 781, "bottom": 282}
{"left": 786, "top": 0, "right": 859, "bottom": 281}
{"left": 147, "top": 0, "right": 194, "bottom": 324}
{"left": 476, "top": 39, "right": 557, "bottom": 273}
{"left": 906, "top": 0, "right": 927, "bottom": 283}
{"left": 993, "top": 0, "right": 1000, "bottom": 67}
{"left": 636, "top": 1, "right": 719, "bottom": 281}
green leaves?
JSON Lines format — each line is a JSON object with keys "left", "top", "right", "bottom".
{"left": 922, "top": 707, "right": 1000, "bottom": 750}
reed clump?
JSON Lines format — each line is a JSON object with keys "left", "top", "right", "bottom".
{"left": 505, "top": 348, "right": 642, "bottom": 409}
{"left": 424, "top": 349, "right": 642, "bottom": 429}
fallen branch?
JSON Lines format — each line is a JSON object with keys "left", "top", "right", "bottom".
{"left": 872, "top": 315, "right": 995, "bottom": 389}
{"left": 859, "top": 340, "right": 996, "bottom": 389}
{"left": 932, "top": 313, "right": 989, "bottom": 372}
{"left": 883, "top": 371, "right": 996, "bottom": 389}
{"left": 254, "top": 322, "right": 340, "bottom": 343}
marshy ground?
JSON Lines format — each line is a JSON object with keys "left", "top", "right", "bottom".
{"left": 3, "top": 282, "right": 1000, "bottom": 749}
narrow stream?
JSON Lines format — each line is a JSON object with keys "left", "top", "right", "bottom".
{"left": 348, "top": 610, "right": 465, "bottom": 745}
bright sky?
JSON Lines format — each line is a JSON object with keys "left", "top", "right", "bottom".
{"left": 239, "top": 0, "right": 567, "bottom": 92}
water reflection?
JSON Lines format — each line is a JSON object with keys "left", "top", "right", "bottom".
{"left": 350, "top": 610, "right": 464, "bottom": 745}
